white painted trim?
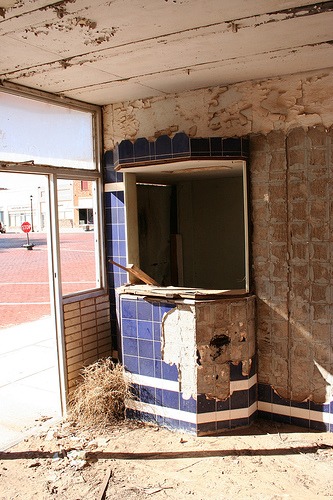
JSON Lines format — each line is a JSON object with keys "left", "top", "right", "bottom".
{"left": 126, "top": 372, "right": 179, "bottom": 392}
{"left": 127, "top": 398, "right": 257, "bottom": 425}
{"left": 258, "top": 401, "right": 333, "bottom": 424}
{"left": 126, "top": 399, "right": 197, "bottom": 424}
{"left": 126, "top": 372, "right": 257, "bottom": 394}
{"left": 104, "top": 182, "right": 125, "bottom": 192}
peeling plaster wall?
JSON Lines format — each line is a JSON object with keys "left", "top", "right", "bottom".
{"left": 196, "top": 297, "right": 256, "bottom": 400}
{"left": 252, "top": 126, "right": 333, "bottom": 404}
{"left": 103, "top": 70, "right": 333, "bottom": 148}
{"left": 162, "top": 305, "right": 197, "bottom": 400}
{"left": 104, "top": 69, "right": 333, "bottom": 405}
{"left": 161, "top": 297, "right": 255, "bottom": 401}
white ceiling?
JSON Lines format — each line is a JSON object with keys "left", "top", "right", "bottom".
{"left": 0, "top": 0, "right": 332, "bottom": 105}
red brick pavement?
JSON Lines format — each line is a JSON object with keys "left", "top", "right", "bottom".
{"left": 0, "top": 232, "right": 96, "bottom": 328}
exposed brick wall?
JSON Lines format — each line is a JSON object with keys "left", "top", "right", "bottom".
{"left": 63, "top": 293, "right": 112, "bottom": 393}
{"left": 251, "top": 126, "right": 332, "bottom": 403}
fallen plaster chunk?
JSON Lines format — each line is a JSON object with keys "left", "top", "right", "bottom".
{"left": 161, "top": 305, "right": 197, "bottom": 400}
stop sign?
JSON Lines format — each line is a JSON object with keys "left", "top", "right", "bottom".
{"left": 21, "top": 221, "right": 32, "bottom": 233}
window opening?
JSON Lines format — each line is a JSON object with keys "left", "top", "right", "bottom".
{"left": 124, "top": 159, "right": 249, "bottom": 292}
{"left": 57, "top": 178, "right": 101, "bottom": 296}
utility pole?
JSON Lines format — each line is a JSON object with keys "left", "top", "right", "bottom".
{"left": 30, "top": 194, "right": 34, "bottom": 232}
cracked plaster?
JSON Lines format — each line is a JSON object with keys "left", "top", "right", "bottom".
{"left": 103, "top": 70, "right": 333, "bottom": 149}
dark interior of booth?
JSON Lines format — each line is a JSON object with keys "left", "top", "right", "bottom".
{"left": 135, "top": 165, "right": 247, "bottom": 291}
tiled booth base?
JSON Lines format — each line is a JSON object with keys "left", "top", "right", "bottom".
{"left": 119, "top": 291, "right": 257, "bottom": 435}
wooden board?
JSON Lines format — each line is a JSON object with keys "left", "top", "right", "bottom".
{"left": 109, "top": 260, "right": 160, "bottom": 286}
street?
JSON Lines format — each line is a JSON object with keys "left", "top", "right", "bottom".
{"left": 0, "top": 231, "right": 96, "bottom": 328}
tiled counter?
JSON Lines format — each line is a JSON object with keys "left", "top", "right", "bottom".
{"left": 119, "top": 288, "right": 257, "bottom": 435}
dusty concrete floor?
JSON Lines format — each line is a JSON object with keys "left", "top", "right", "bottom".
{"left": 0, "top": 418, "right": 333, "bottom": 499}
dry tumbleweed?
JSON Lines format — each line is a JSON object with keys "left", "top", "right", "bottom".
{"left": 69, "top": 358, "right": 132, "bottom": 432}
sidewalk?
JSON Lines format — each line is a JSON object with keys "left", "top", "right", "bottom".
{"left": 0, "top": 317, "right": 62, "bottom": 451}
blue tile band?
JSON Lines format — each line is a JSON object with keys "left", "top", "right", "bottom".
{"left": 104, "top": 133, "right": 249, "bottom": 169}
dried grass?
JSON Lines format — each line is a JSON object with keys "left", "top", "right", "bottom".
{"left": 68, "top": 358, "right": 132, "bottom": 432}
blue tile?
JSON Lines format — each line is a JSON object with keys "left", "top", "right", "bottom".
{"left": 310, "top": 420, "right": 329, "bottom": 431}
{"left": 198, "top": 422, "right": 217, "bottom": 434}
{"left": 118, "top": 241, "right": 126, "bottom": 258}
{"left": 122, "top": 337, "right": 138, "bottom": 356}
{"left": 138, "top": 339, "right": 154, "bottom": 359}
{"left": 160, "top": 303, "right": 174, "bottom": 316}
{"left": 155, "top": 135, "right": 172, "bottom": 158}
{"left": 249, "top": 384, "right": 257, "bottom": 406}
{"left": 118, "top": 257, "right": 127, "bottom": 268}
{"left": 118, "top": 207, "right": 125, "bottom": 224}
{"left": 272, "top": 391, "right": 291, "bottom": 407}
{"left": 106, "top": 240, "right": 113, "bottom": 258}
{"left": 180, "top": 396, "right": 197, "bottom": 413}
{"left": 155, "top": 388, "right": 163, "bottom": 405}
{"left": 291, "top": 400, "right": 310, "bottom": 410}
{"left": 272, "top": 412, "right": 291, "bottom": 425}
{"left": 216, "top": 398, "right": 230, "bottom": 411}
{"left": 118, "top": 224, "right": 126, "bottom": 241}
{"left": 109, "top": 223, "right": 118, "bottom": 242}
{"left": 123, "top": 355, "right": 139, "bottom": 374}
{"left": 154, "top": 360, "right": 162, "bottom": 378}
{"left": 290, "top": 416, "right": 310, "bottom": 429}
{"left": 118, "top": 139, "right": 134, "bottom": 163}
{"left": 114, "top": 274, "right": 126, "bottom": 288}
{"left": 154, "top": 341, "right": 161, "bottom": 358}
{"left": 115, "top": 171, "right": 123, "bottom": 182}
{"left": 152, "top": 303, "right": 161, "bottom": 322}
{"left": 249, "top": 410, "right": 257, "bottom": 425}
{"left": 162, "top": 362, "right": 178, "bottom": 381}
{"left": 111, "top": 239, "right": 119, "bottom": 256}
{"left": 138, "top": 320, "right": 153, "bottom": 340}
{"left": 241, "top": 137, "right": 250, "bottom": 157}
{"left": 116, "top": 191, "right": 124, "bottom": 204}
{"left": 217, "top": 419, "right": 231, "bottom": 431}
{"left": 197, "top": 394, "right": 216, "bottom": 413}
{"left": 258, "top": 410, "right": 273, "bottom": 421}
{"left": 163, "top": 417, "right": 180, "bottom": 431}
{"left": 122, "top": 299, "right": 137, "bottom": 319}
{"left": 130, "top": 383, "right": 140, "bottom": 399}
{"left": 122, "top": 319, "right": 137, "bottom": 337}
{"left": 230, "top": 389, "right": 249, "bottom": 409}
{"left": 103, "top": 151, "right": 116, "bottom": 182}
{"left": 172, "top": 132, "right": 190, "bottom": 156}
{"left": 153, "top": 322, "right": 161, "bottom": 341}
{"left": 178, "top": 421, "right": 197, "bottom": 434}
{"left": 149, "top": 141, "right": 156, "bottom": 160}
{"left": 134, "top": 137, "right": 150, "bottom": 161}
{"left": 136, "top": 410, "right": 158, "bottom": 425}
{"left": 105, "top": 207, "right": 112, "bottom": 224}
{"left": 210, "top": 137, "right": 222, "bottom": 156}
{"left": 258, "top": 383, "right": 273, "bottom": 403}
{"left": 230, "top": 417, "right": 249, "bottom": 428}
{"left": 139, "top": 357, "right": 155, "bottom": 377}
{"left": 137, "top": 300, "right": 153, "bottom": 321}
{"left": 140, "top": 386, "right": 156, "bottom": 404}
{"left": 126, "top": 408, "right": 141, "bottom": 420}
{"left": 190, "top": 138, "right": 210, "bottom": 156}
{"left": 162, "top": 389, "right": 179, "bottom": 409}
{"left": 230, "top": 361, "right": 246, "bottom": 381}
{"left": 222, "top": 138, "right": 242, "bottom": 156}
{"left": 310, "top": 401, "right": 329, "bottom": 413}
{"left": 104, "top": 192, "right": 112, "bottom": 208}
